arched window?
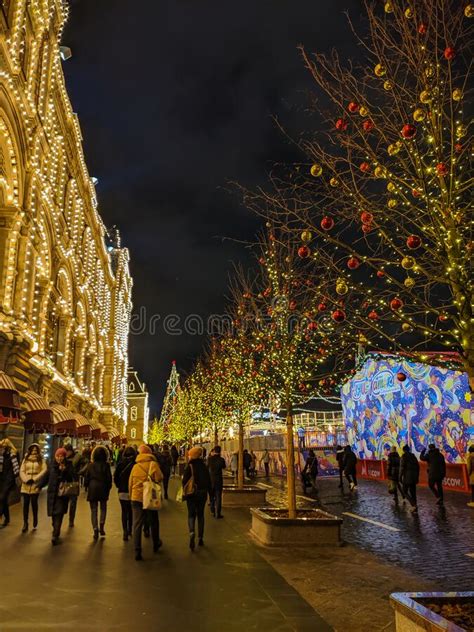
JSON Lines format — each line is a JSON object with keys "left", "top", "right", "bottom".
{"left": 130, "top": 428, "right": 137, "bottom": 439}
{"left": 131, "top": 406, "right": 138, "bottom": 422}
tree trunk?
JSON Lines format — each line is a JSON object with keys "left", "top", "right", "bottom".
{"left": 238, "top": 421, "right": 245, "bottom": 490}
{"left": 286, "top": 399, "right": 297, "bottom": 519}
{"left": 214, "top": 425, "right": 218, "bottom": 445}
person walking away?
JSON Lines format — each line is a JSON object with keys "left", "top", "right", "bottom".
{"left": 343, "top": 445, "right": 358, "bottom": 491}
{"left": 47, "top": 448, "right": 74, "bottom": 545}
{"left": 157, "top": 445, "right": 172, "bottom": 500}
{"left": 243, "top": 449, "right": 251, "bottom": 478}
{"left": 84, "top": 446, "right": 112, "bottom": 540}
{"left": 420, "top": 443, "right": 446, "bottom": 506}
{"left": 208, "top": 446, "right": 226, "bottom": 519}
{"left": 400, "top": 445, "right": 419, "bottom": 513}
{"left": 263, "top": 449, "right": 270, "bottom": 477}
{"left": 336, "top": 445, "right": 345, "bottom": 489}
{"left": 182, "top": 446, "right": 211, "bottom": 551}
{"left": 250, "top": 450, "right": 257, "bottom": 478}
{"left": 302, "top": 449, "right": 318, "bottom": 492}
{"left": 171, "top": 445, "right": 179, "bottom": 476}
{"left": 0, "top": 439, "right": 20, "bottom": 527}
{"left": 387, "top": 446, "right": 404, "bottom": 503}
{"left": 230, "top": 452, "right": 238, "bottom": 480}
{"left": 114, "top": 446, "right": 136, "bottom": 540}
{"left": 64, "top": 444, "right": 83, "bottom": 527}
{"left": 467, "top": 445, "right": 474, "bottom": 508}
{"left": 19, "top": 443, "right": 47, "bottom": 532}
{"left": 129, "top": 445, "right": 163, "bottom": 561}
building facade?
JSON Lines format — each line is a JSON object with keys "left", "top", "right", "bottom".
{"left": 126, "top": 369, "right": 149, "bottom": 444}
{"left": 0, "top": 1, "right": 132, "bottom": 438}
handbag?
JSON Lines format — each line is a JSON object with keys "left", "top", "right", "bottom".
{"left": 182, "top": 464, "right": 197, "bottom": 499}
{"left": 58, "top": 481, "right": 80, "bottom": 497}
{"left": 141, "top": 465, "right": 162, "bottom": 511}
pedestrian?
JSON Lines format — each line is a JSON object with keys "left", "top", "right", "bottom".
{"left": 171, "top": 444, "right": 179, "bottom": 476}
{"left": 19, "top": 443, "right": 47, "bottom": 532}
{"left": 420, "top": 443, "right": 446, "bottom": 506}
{"left": 79, "top": 446, "right": 92, "bottom": 489}
{"left": 243, "top": 449, "right": 251, "bottom": 478}
{"left": 84, "top": 446, "right": 112, "bottom": 540}
{"left": 47, "top": 447, "right": 74, "bottom": 545}
{"left": 182, "top": 446, "right": 211, "bottom": 551}
{"left": 64, "top": 444, "right": 83, "bottom": 527}
{"left": 302, "top": 449, "right": 318, "bottom": 492}
{"left": 208, "top": 445, "right": 226, "bottom": 519}
{"left": 387, "top": 446, "right": 404, "bottom": 503}
{"left": 129, "top": 444, "right": 163, "bottom": 561}
{"left": 400, "top": 445, "right": 419, "bottom": 513}
{"left": 0, "top": 438, "right": 20, "bottom": 527}
{"left": 343, "top": 445, "right": 358, "bottom": 491}
{"left": 336, "top": 445, "right": 345, "bottom": 489}
{"left": 114, "top": 446, "right": 136, "bottom": 540}
{"left": 157, "top": 445, "right": 172, "bottom": 500}
{"left": 230, "top": 451, "right": 238, "bottom": 479}
{"left": 467, "top": 445, "right": 474, "bottom": 508}
{"left": 250, "top": 450, "right": 257, "bottom": 477}
{"left": 262, "top": 449, "right": 270, "bottom": 477}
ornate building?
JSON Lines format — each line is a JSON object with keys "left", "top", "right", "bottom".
{"left": 0, "top": 1, "right": 132, "bottom": 439}
{"left": 126, "top": 368, "right": 149, "bottom": 444}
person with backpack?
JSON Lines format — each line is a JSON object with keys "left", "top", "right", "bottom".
{"left": 113, "top": 446, "right": 136, "bottom": 540}
{"left": 19, "top": 443, "right": 47, "bottom": 532}
{"left": 182, "top": 446, "right": 211, "bottom": 551}
{"left": 129, "top": 444, "right": 163, "bottom": 561}
{"left": 207, "top": 446, "right": 226, "bottom": 519}
{"left": 420, "top": 443, "right": 446, "bottom": 506}
{"left": 400, "top": 445, "right": 420, "bottom": 513}
{"left": 84, "top": 446, "right": 112, "bottom": 540}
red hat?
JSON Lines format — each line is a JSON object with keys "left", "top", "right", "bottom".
{"left": 55, "top": 447, "right": 67, "bottom": 458}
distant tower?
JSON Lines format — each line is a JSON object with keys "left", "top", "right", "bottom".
{"left": 159, "top": 361, "right": 180, "bottom": 429}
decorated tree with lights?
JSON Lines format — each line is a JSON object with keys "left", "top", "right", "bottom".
{"left": 242, "top": 0, "right": 473, "bottom": 387}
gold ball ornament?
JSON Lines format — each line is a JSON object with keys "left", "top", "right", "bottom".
{"left": 465, "top": 4, "right": 474, "bottom": 17}
{"left": 384, "top": 2, "right": 393, "bottom": 13}
{"left": 387, "top": 182, "right": 396, "bottom": 192}
{"left": 388, "top": 141, "right": 402, "bottom": 156}
{"left": 456, "top": 124, "right": 467, "bottom": 139}
{"left": 310, "top": 163, "right": 323, "bottom": 177}
{"left": 383, "top": 80, "right": 393, "bottom": 90}
{"left": 387, "top": 198, "right": 398, "bottom": 208}
{"left": 301, "top": 230, "right": 312, "bottom": 243}
{"left": 401, "top": 256, "right": 416, "bottom": 270}
{"left": 374, "top": 166, "right": 386, "bottom": 178}
{"left": 452, "top": 88, "right": 463, "bottom": 101}
{"left": 402, "top": 323, "right": 411, "bottom": 332}
{"left": 336, "top": 279, "right": 349, "bottom": 295}
{"left": 413, "top": 108, "right": 426, "bottom": 122}
{"left": 419, "top": 89, "right": 432, "bottom": 103}
{"left": 404, "top": 277, "right": 415, "bottom": 289}
{"left": 359, "top": 106, "right": 369, "bottom": 117}
{"left": 404, "top": 7, "right": 414, "bottom": 18}
{"left": 329, "top": 176, "right": 339, "bottom": 188}
{"left": 375, "top": 63, "right": 387, "bottom": 77}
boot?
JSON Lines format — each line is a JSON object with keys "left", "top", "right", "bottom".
{"left": 189, "top": 533, "right": 195, "bottom": 551}
{"left": 99, "top": 525, "right": 106, "bottom": 536}
{"left": 93, "top": 528, "right": 99, "bottom": 540}
{"left": 22, "top": 522, "right": 28, "bottom": 533}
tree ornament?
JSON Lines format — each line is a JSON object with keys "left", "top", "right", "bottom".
{"left": 439, "top": 313, "right": 449, "bottom": 321}
{"left": 390, "top": 297, "right": 403, "bottom": 310}
{"left": 444, "top": 47, "right": 456, "bottom": 61}
{"left": 420, "top": 90, "right": 432, "bottom": 103}
{"left": 336, "top": 280, "right": 349, "bottom": 295}
{"left": 388, "top": 141, "right": 402, "bottom": 155}
{"left": 452, "top": 88, "right": 463, "bottom": 101}
{"left": 404, "top": 277, "right": 415, "bottom": 289}
{"left": 359, "top": 106, "right": 369, "bottom": 117}
{"left": 360, "top": 161, "right": 371, "bottom": 173}
{"left": 401, "top": 256, "right": 415, "bottom": 269}
{"left": 368, "top": 310, "right": 379, "bottom": 320}
{"left": 362, "top": 119, "right": 374, "bottom": 132}
{"left": 402, "top": 323, "right": 411, "bottom": 332}
{"left": 377, "top": 270, "right": 385, "bottom": 278}
{"left": 436, "top": 163, "right": 449, "bottom": 176}
{"left": 401, "top": 124, "right": 416, "bottom": 139}
{"left": 374, "top": 166, "right": 385, "bottom": 178}
{"left": 456, "top": 124, "right": 467, "bottom": 138}
{"left": 307, "top": 321, "right": 318, "bottom": 331}
{"left": 347, "top": 256, "right": 360, "bottom": 270}
{"left": 298, "top": 245, "right": 311, "bottom": 259}
{"left": 413, "top": 108, "right": 425, "bottom": 122}
{"left": 360, "top": 211, "right": 373, "bottom": 224}
{"left": 348, "top": 101, "right": 359, "bottom": 113}
{"left": 335, "top": 118, "right": 348, "bottom": 131}
{"left": 362, "top": 223, "right": 373, "bottom": 234}
{"left": 331, "top": 309, "right": 346, "bottom": 323}
{"left": 384, "top": 1, "right": 393, "bottom": 12}
{"left": 329, "top": 176, "right": 339, "bottom": 187}
{"left": 383, "top": 80, "right": 393, "bottom": 90}
{"left": 289, "top": 300, "right": 297, "bottom": 310}
{"left": 310, "top": 163, "right": 323, "bottom": 177}
{"left": 404, "top": 7, "right": 414, "bottom": 18}
{"left": 465, "top": 4, "right": 474, "bottom": 17}
{"left": 397, "top": 372, "right": 407, "bottom": 382}
{"left": 406, "top": 234, "right": 421, "bottom": 249}
{"left": 412, "top": 188, "right": 421, "bottom": 198}
{"left": 387, "top": 182, "right": 396, "bottom": 192}
{"left": 321, "top": 216, "right": 334, "bottom": 231}
{"left": 455, "top": 143, "right": 463, "bottom": 153}
{"left": 317, "top": 302, "right": 327, "bottom": 312}
{"left": 387, "top": 198, "right": 398, "bottom": 209}
{"left": 263, "top": 287, "right": 272, "bottom": 297}
{"left": 374, "top": 63, "right": 386, "bottom": 77}
{"left": 418, "top": 23, "right": 427, "bottom": 34}
{"left": 301, "top": 230, "right": 312, "bottom": 243}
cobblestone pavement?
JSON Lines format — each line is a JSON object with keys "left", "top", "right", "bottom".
{"left": 258, "top": 474, "right": 474, "bottom": 590}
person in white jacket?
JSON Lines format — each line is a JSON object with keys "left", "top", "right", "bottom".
{"left": 20, "top": 444, "right": 47, "bottom": 532}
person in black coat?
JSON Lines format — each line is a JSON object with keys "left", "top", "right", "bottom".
{"left": 0, "top": 439, "right": 19, "bottom": 527}
{"left": 387, "top": 446, "right": 405, "bottom": 502}
{"left": 182, "top": 447, "right": 212, "bottom": 550}
{"left": 208, "top": 446, "right": 226, "bottom": 519}
{"left": 171, "top": 445, "right": 179, "bottom": 475}
{"left": 420, "top": 444, "right": 446, "bottom": 505}
{"left": 243, "top": 449, "right": 252, "bottom": 478}
{"left": 47, "top": 448, "right": 74, "bottom": 545}
{"left": 343, "top": 445, "right": 358, "bottom": 490}
{"left": 302, "top": 449, "right": 318, "bottom": 492}
{"left": 157, "top": 446, "right": 173, "bottom": 499}
{"left": 84, "top": 446, "right": 112, "bottom": 540}
{"left": 336, "top": 445, "right": 345, "bottom": 489}
{"left": 400, "top": 445, "right": 419, "bottom": 512}
{"left": 114, "top": 446, "right": 136, "bottom": 540}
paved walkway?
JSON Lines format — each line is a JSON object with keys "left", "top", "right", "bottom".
{"left": 0, "top": 479, "right": 331, "bottom": 632}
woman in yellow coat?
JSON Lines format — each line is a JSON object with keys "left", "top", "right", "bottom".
{"left": 129, "top": 445, "right": 163, "bottom": 560}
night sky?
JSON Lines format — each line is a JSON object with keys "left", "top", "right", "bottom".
{"left": 63, "top": 0, "right": 362, "bottom": 412}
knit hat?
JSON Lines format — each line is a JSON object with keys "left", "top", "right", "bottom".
{"left": 188, "top": 446, "right": 203, "bottom": 460}
{"left": 138, "top": 444, "right": 152, "bottom": 454}
{"left": 55, "top": 447, "right": 67, "bottom": 458}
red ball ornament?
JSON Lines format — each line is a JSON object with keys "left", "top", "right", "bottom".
{"left": 444, "top": 47, "right": 456, "bottom": 61}
{"left": 317, "top": 302, "right": 327, "bottom": 312}
{"left": 289, "top": 300, "right": 297, "bottom": 310}
{"left": 439, "top": 313, "right": 449, "bottom": 321}
{"left": 331, "top": 309, "right": 346, "bottom": 323}
{"left": 321, "top": 216, "right": 334, "bottom": 231}
{"left": 401, "top": 124, "right": 416, "bottom": 139}
{"left": 307, "top": 321, "right": 318, "bottom": 331}
{"left": 418, "top": 23, "right": 427, "bottom": 34}
{"left": 298, "top": 245, "right": 310, "bottom": 259}
{"left": 335, "top": 118, "right": 348, "bottom": 131}
{"left": 362, "top": 119, "right": 374, "bottom": 132}
{"left": 362, "top": 301, "right": 369, "bottom": 309}
{"left": 436, "top": 162, "right": 449, "bottom": 176}
{"left": 348, "top": 101, "right": 359, "bottom": 113}
{"left": 368, "top": 310, "right": 379, "bottom": 320}
{"left": 390, "top": 297, "right": 403, "bottom": 310}
{"left": 347, "top": 256, "right": 360, "bottom": 270}
{"left": 412, "top": 189, "right": 421, "bottom": 198}
{"left": 455, "top": 143, "right": 462, "bottom": 153}
{"left": 397, "top": 372, "right": 407, "bottom": 382}
{"left": 362, "top": 223, "right": 373, "bottom": 234}
{"left": 360, "top": 211, "right": 373, "bottom": 224}
{"left": 377, "top": 270, "right": 385, "bottom": 278}
{"left": 299, "top": 383, "right": 307, "bottom": 393}
{"left": 360, "top": 161, "right": 371, "bottom": 172}
{"left": 406, "top": 234, "right": 421, "bottom": 249}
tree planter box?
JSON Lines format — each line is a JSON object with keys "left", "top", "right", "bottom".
{"left": 390, "top": 592, "right": 474, "bottom": 632}
{"left": 250, "top": 507, "right": 342, "bottom": 547}
{"left": 222, "top": 484, "right": 267, "bottom": 507}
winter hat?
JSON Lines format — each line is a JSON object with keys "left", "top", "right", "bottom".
{"left": 188, "top": 446, "right": 203, "bottom": 460}
{"left": 138, "top": 444, "right": 152, "bottom": 455}
{"left": 55, "top": 447, "right": 67, "bottom": 458}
